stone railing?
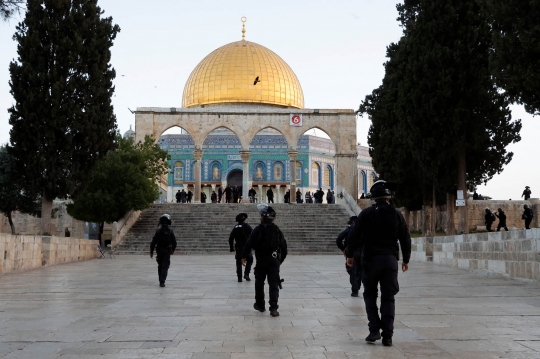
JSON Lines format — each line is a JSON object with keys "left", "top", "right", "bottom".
{"left": 0, "top": 234, "right": 100, "bottom": 275}
{"left": 411, "top": 228, "right": 540, "bottom": 281}
{"left": 111, "top": 210, "right": 141, "bottom": 248}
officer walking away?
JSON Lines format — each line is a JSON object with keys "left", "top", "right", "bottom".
{"left": 523, "top": 204, "right": 534, "bottom": 229}
{"left": 336, "top": 216, "right": 360, "bottom": 297}
{"left": 522, "top": 186, "right": 532, "bottom": 200}
{"left": 243, "top": 203, "right": 288, "bottom": 317}
{"left": 175, "top": 190, "right": 181, "bottom": 203}
{"left": 229, "top": 213, "right": 254, "bottom": 282}
{"left": 495, "top": 208, "right": 508, "bottom": 231}
{"left": 266, "top": 188, "right": 274, "bottom": 203}
{"left": 249, "top": 187, "right": 257, "bottom": 203}
{"left": 346, "top": 180, "right": 411, "bottom": 347}
{"left": 150, "top": 214, "right": 177, "bottom": 287}
{"left": 485, "top": 208, "right": 495, "bottom": 232}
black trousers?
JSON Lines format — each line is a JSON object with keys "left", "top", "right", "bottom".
{"left": 486, "top": 221, "right": 493, "bottom": 232}
{"left": 254, "top": 257, "right": 281, "bottom": 310}
{"left": 497, "top": 223, "right": 508, "bottom": 231}
{"left": 268, "top": 197, "right": 274, "bottom": 203}
{"left": 155, "top": 249, "right": 171, "bottom": 284}
{"left": 525, "top": 218, "right": 532, "bottom": 229}
{"left": 346, "top": 252, "right": 362, "bottom": 294}
{"left": 362, "top": 254, "right": 399, "bottom": 339}
{"left": 236, "top": 247, "right": 253, "bottom": 278}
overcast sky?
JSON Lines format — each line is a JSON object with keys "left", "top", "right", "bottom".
{"left": 0, "top": 0, "right": 537, "bottom": 200}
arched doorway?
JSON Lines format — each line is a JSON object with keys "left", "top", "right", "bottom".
{"left": 227, "top": 169, "right": 243, "bottom": 187}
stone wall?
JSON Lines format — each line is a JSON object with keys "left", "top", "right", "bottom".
{"left": 0, "top": 234, "right": 100, "bottom": 275}
{"left": 411, "top": 228, "right": 540, "bottom": 281}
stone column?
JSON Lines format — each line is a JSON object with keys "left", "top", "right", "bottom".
{"left": 258, "top": 184, "right": 264, "bottom": 203}
{"left": 275, "top": 185, "right": 281, "bottom": 203}
{"left": 239, "top": 150, "right": 251, "bottom": 203}
{"left": 193, "top": 148, "right": 203, "bottom": 203}
{"left": 287, "top": 150, "right": 299, "bottom": 201}
{"left": 335, "top": 153, "right": 358, "bottom": 201}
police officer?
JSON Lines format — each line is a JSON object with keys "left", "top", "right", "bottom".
{"left": 229, "top": 213, "right": 253, "bottom": 282}
{"left": 346, "top": 180, "right": 411, "bottom": 347}
{"left": 242, "top": 203, "right": 288, "bottom": 317}
{"left": 336, "top": 216, "right": 360, "bottom": 297}
{"left": 485, "top": 208, "right": 495, "bottom": 232}
{"left": 150, "top": 214, "right": 178, "bottom": 287}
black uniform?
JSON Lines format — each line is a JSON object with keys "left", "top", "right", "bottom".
{"left": 485, "top": 211, "right": 495, "bottom": 232}
{"left": 243, "top": 222, "right": 288, "bottom": 311}
{"left": 346, "top": 201, "right": 411, "bottom": 340}
{"left": 496, "top": 211, "right": 508, "bottom": 231}
{"left": 523, "top": 207, "right": 533, "bottom": 229}
{"left": 229, "top": 222, "right": 254, "bottom": 280}
{"left": 249, "top": 188, "right": 257, "bottom": 203}
{"left": 522, "top": 188, "right": 532, "bottom": 200}
{"left": 336, "top": 225, "right": 361, "bottom": 295}
{"left": 150, "top": 225, "right": 178, "bottom": 285}
{"left": 266, "top": 189, "right": 274, "bottom": 203}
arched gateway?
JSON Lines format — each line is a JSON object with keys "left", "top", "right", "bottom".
{"left": 134, "top": 20, "right": 358, "bottom": 202}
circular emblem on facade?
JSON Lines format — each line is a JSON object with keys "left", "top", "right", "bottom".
{"left": 291, "top": 115, "right": 301, "bottom": 125}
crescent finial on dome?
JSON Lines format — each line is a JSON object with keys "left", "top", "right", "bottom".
{"left": 241, "top": 17, "right": 247, "bottom": 40}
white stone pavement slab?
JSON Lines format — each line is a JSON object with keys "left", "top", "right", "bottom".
{"left": 0, "top": 255, "right": 539, "bottom": 358}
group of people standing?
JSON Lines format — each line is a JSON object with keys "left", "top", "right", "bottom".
{"left": 484, "top": 205, "right": 534, "bottom": 231}
{"left": 209, "top": 186, "right": 243, "bottom": 203}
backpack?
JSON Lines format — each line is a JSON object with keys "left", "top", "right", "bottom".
{"left": 257, "top": 224, "right": 281, "bottom": 256}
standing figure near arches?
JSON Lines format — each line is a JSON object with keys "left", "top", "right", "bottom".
{"left": 266, "top": 188, "right": 274, "bottom": 203}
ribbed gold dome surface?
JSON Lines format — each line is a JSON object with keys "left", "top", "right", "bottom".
{"left": 182, "top": 40, "right": 304, "bottom": 108}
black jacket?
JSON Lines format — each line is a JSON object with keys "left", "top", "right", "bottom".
{"left": 346, "top": 201, "right": 411, "bottom": 263}
{"left": 485, "top": 212, "right": 494, "bottom": 224}
{"left": 495, "top": 211, "right": 507, "bottom": 225}
{"left": 243, "top": 222, "right": 288, "bottom": 263}
{"left": 336, "top": 226, "right": 352, "bottom": 252}
{"left": 229, "top": 222, "right": 253, "bottom": 251}
{"left": 150, "top": 225, "right": 178, "bottom": 255}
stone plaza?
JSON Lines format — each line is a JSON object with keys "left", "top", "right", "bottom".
{"left": 1, "top": 255, "right": 540, "bottom": 358}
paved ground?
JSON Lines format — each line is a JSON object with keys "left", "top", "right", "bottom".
{"left": 1, "top": 255, "right": 540, "bottom": 359}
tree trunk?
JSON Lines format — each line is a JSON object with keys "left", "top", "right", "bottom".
{"left": 422, "top": 198, "right": 430, "bottom": 236}
{"left": 446, "top": 192, "right": 456, "bottom": 235}
{"left": 404, "top": 207, "right": 411, "bottom": 229}
{"left": 7, "top": 210, "right": 15, "bottom": 235}
{"left": 41, "top": 197, "right": 53, "bottom": 235}
{"left": 457, "top": 148, "right": 468, "bottom": 234}
{"left": 431, "top": 184, "right": 436, "bottom": 236}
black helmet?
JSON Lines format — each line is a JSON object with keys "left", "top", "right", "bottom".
{"left": 159, "top": 213, "right": 171, "bottom": 225}
{"left": 257, "top": 203, "right": 276, "bottom": 220}
{"left": 347, "top": 216, "right": 357, "bottom": 225}
{"left": 369, "top": 180, "right": 392, "bottom": 200}
{"left": 235, "top": 213, "right": 248, "bottom": 222}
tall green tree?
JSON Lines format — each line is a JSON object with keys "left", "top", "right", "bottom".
{"left": 488, "top": 0, "right": 540, "bottom": 115}
{"left": 67, "top": 136, "right": 170, "bottom": 223}
{"left": 0, "top": 145, "right": 40, "bottom": 234}
{"left": 8, "top": 0, "right": 120, "bottom": 233}
{"left": 394, "top": 0, "right": 521, "bottom": 232}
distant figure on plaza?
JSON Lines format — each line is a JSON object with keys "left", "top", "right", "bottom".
{"left": 218, "top": 187, "right": 223, "bottom": 203}
{"left": 266, "top": 188, "right": 274, "bottom": 203}
{"left": 225, "top": 186, "right": 232, "bottom": 203}
{"left": 64, "top": 227, "right": 70, "bottom": 237}
{"left": 201, "top": 192, "right": 207, "bottom": 203}
{"left": 522, "top": 186, "right": 532, "bottom": 200}
{"left": 473, "top": 191, "right": 479, "bottom": 200}
{"left": 326, "top": 190, "right": 335, "bottom": 204}
{"left": 243, "top": 204, "right": 288, "bottom": 317}
{"left": 346, "top": 180, "right": 411, "bottom": 347}
{"left": 249, "top": 187, "right": 257, "bottom": 203}
{"left": 187, "top": 190, "right": 193, "bottom": 203}
{"left": 315, "top": 188, "right": 325, "bottom": 203}
{"left": 229, "top": 213, "right": 253, "bottom": 282}
{"left": 175, "top": 190, "right": 181, "bottom": 203}
{"left": 233, "top": 186, "right": 239, "bottom": 203}
{"left": 150, "top": 214, "right": 177, "bottom": 288}
{"left": 296, "top": 189, "right": 302, "bottom": 203}
{"left": 495, "top": 208, "right": 508, "bottom": 231}
{"left": 305, "top": 191, "right": 312, "bottom": 203}
{"left": 179, "top": 189, "right": 187, "bottom": 203}
{"left": 284, "top": 189, "right": 290, "bottom": 203}
{"left": 522, "top": 204, "right": 534, "bottom": 230}
{"left": 478, "top": 193, "right": 484, "bottom": 200}
{"left": 336, "top": 216, "right": 360, "bottom": 297}
{"left": 484, "top": 208, "right": 495, "bottom": 232}
{"left": 211, "top": 191, "right": 218, "bottom": 203}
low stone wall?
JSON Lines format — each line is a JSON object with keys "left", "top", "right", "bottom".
{"left": 0, "top": 233, "right": 100, "bottom": 275}
{"left": 411, "top": 228, "right": 540, "bottom": 281}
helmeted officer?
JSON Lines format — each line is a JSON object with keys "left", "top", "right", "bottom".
{"left": 242, "top": 203, "right": 288, "bottom": 317}
{"left": 336, "top": 216, "right": 360, "bottom": 297}
{"left": 229, "top": 213, "right": 253, "bottom": 282}
{"left": 150, "top": 214, "right": 178, "bottom": 287}
{"left": 346, "top": 180, "right": 411, "bottom": 347}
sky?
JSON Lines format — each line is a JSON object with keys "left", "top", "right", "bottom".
{"left": 0, "top": 0, "right": 537, "bottom": 200}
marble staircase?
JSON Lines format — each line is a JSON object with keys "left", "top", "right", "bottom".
{"left": 114, "top": 203, "right": 352, "bottom": 254}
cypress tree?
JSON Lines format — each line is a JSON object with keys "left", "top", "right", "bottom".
{"left": 394, "top": 0, "right": 521, "bottom": 233}
{"left": 8, "top": 0, "right": 120, "bottom": 233}
{"left": 488, "top": 0, "right": 540, "bottom": 115}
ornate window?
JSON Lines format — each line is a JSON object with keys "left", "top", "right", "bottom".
{"left": 324, "top": 165, "right": 332, "bottom": 187}
{"left": 312, "top": 162, "right": 320, "bottom": 187}
{"left": 273, "top": 162, "right": 283, "bottom": 180}
{"left": 295, "top": 161, "right": 302, "bottom": 182}
{"left": 173, "top": 161, "right": 184, "bottom": 183}
{"left": 254, "top": 162, "right": 265, "bottom": 180}
{"left": 359, "top": 170, "right": 367, "bottom": 196}
{"left": 211, "top": 162, "right": 221, "bottom": 180}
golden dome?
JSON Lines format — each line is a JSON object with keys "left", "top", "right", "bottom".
{"left": 182, "top": 40, "right": 304, "bottom": 108}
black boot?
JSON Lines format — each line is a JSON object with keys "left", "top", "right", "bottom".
{"left": 244, "top": 274, "right": 251, "bottom": 281}
{"left": 382, "top": 337, "right": 393, "bottom": 347}
{"left": 365, "top": 331, "right": 381, "bottom": 343}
